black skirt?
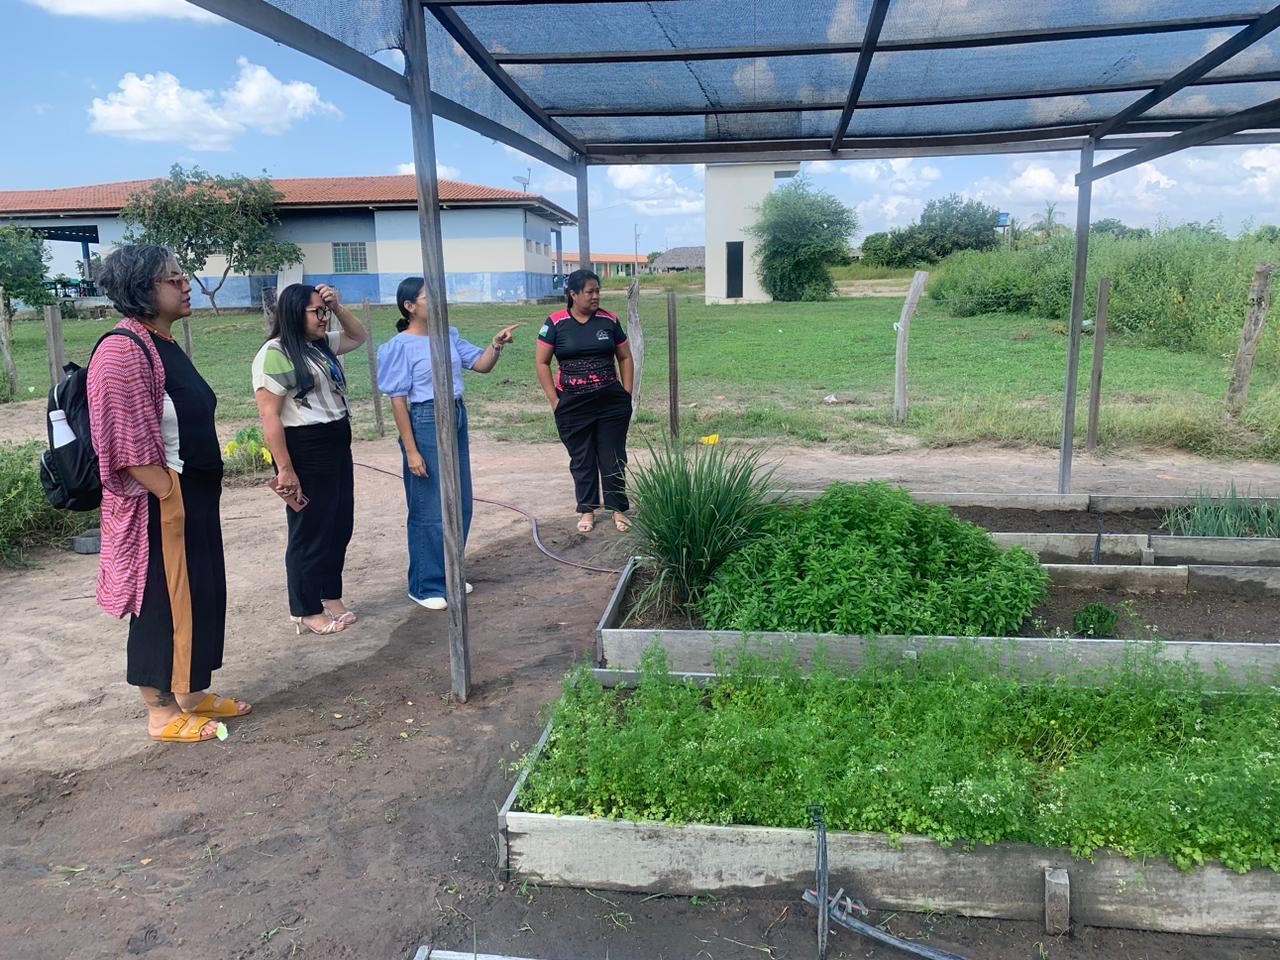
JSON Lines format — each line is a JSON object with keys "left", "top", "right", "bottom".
{"left": 126, "top": 466, "right": 227, "bottom": 693}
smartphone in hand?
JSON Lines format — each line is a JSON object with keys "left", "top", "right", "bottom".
{"left": 268, "top": 476, "right": 309, "bottom": 511}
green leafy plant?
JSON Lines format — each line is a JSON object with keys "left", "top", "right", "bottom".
{"left": 223, "top": 425, "right": 273, "bottom": 477}
{"left": 0, "top": 442, "right": 98, "bottom": 565}
{"left": 1164, "top": 482, "right": 1280, "bottom": 538}
{"left": 518, "top": 646, "right": 1280, "bottom": 874}
{"left": 747, "top": 176, "right": 858, "bottom": 301}
{"left": 625, "top": 434, "right": 780, "bottom": 614}
{"left": 698, "top": 482, "right": 1049, "bottom": 637}
{"left": 1072, "top": 602, "right": 1119, "bottom": 638}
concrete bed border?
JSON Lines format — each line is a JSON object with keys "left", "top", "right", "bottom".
{"left": 498, "top": 672, "right": 1280, "bottom": 939}
{"left": 788, "top": 491, "right": 1278, "bottom": 513}
{"left": 596, "top": 560, "right": 1280, "bottom": 682}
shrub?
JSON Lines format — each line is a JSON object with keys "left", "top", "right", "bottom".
{"left": 223, "top": 425, "right": 273, "bottom": 477}
{"left": 626, "top": 435, "right": 780, "bottom": 612}
{"left": 1072, "top": 602, "right": 1119, "bottom": 638}
{"left": 747, "top": 177, "right": 858, "bottom": 301}
{"left": 698, "top": 482, "right": 1049, "bottom": 636}
{"left": 0, "top": 442, "right": 98, "bottom": 565}
{"left": 928, "top": 227, "right": 1280, "bottom": 351}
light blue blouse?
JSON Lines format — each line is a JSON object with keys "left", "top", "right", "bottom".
{"left": 376, "top": 329, "right": 485, "bottom": 402}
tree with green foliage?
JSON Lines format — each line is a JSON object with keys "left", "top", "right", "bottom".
{"left": 0, "top": 226, "right": 52, "bottom": 399}
{"left": 1031, "top": 201, "right": 1068, "bottom": 241}
{"left": 1091, "top": 218, "right": 1151, "bottom": 240}
{"left": 917, "top": 194, "right": 1000, "bottom": 258}
{"left": 747, "top": 177, "right": 857, "bottom": 301}
{"left": 859, "top": 226, "right": 933, "bottom": 268}
{"left": 120, "top": 164, "right": 301, "bottom": 316}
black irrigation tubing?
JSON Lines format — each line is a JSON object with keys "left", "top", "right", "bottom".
{"left": 353, "top": 459, "right": 624, "bottom": 576}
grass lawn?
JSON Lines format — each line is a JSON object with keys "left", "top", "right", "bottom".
{"left": 8, "top": 293, "right": 1280, "bottom": 456}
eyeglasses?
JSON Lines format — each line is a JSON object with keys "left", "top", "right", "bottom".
{"left": 155, "top": 271, "right": 189, "bottom": 288}
{"left": 306, "top": 306, "right": 332, "bottom": 321}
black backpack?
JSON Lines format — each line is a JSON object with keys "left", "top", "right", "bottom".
{"left": 39, "top": 330, "right": 155, "bottom": 512}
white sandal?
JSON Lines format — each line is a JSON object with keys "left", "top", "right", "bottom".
{"left": 291, "top": 615, "right": 345, "bottom": 636}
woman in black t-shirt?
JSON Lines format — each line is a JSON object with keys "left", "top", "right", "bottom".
{"left": 535, "top": 269, "right": 634, "bottom": 533}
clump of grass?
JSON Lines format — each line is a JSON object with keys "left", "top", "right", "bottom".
{"left": 1073, "top": 602, "right": 1119, "bottom": 638}
{"left": 625, "top": 435, "right": 780, "bottom": 615}
{"left": 518, "top": 645, "right": 1280, "bottom": 873}
{"left": 1164, "top": 482, "right": 1280, "bottom": 538}
{"left": 698, "top": 482, "right": 1049, "bottom": 637}
{"left": 0, "top": 442, "right": 98, "bottom": 565}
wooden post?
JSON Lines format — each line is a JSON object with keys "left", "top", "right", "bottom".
{"left": 180, "top": 316, "right": 193, "bottom": 359}
{"left": 893, "top": 270, "right": 928, "bottom": 424}
{"left": 1044, "top": 868, "right": 1071, "bottom": 936}
{"left": 1226, "top": 263, "right": 1277, "bottom": 418}
{"left": 1085, "top": 277, "right": 1111, "bottom": 452}
{"left": 0, "top": 287, "right": 18, "bottom": 399}
{"left": 404, "top": 0, "right": 470, "bottom": 700}
{"left": 43, "top": 305, "right": 66, "bottom": 387}
{"left": 261, "top": 286, "right": 277, "bottom": 335}
{"left": 576, "top": 157, "right": 591, "bottom": 274}
{"left": 666, "top": 290, "right": 679, "bottom": 438}
{"left": 1058, "top": 140, "right": 1095, "bottom": 495}
{"left": 363, "top": 298, "right": 386, "bottom": 437}
{"left": 626, "top": 279, "right": 644, "bottom": 424}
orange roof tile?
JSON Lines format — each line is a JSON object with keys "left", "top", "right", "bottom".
{"left": 0, "top": 175, "right": 570, "bottom": 219}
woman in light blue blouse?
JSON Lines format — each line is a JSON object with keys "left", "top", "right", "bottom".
{"left": 377, "top": 276, "right": 519, "bottom": 610}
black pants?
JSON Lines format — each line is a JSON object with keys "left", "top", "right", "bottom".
{"left": 554, "top": 382, "right": 631, "bottom": 513}
{"left": 283, "top": 417, "right": 354, "bottom": 617}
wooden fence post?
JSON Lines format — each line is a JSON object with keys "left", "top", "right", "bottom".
{"left": 1085, "top": 276, "right": 1110, "bottom": 453}
{"left": 1226, "top": 263, "right": 1277, "bottom": 417}
{"left": 180, "top": 316, "right": 193, "bottom": 359}
{"left": 627, "top": 279, "right": 644, "bottom": 424}
{"left": 43, "top": 304, "right": 66, "bottom": 387}
{"left": 362, "top": 298, "right": 385, "bottom": 437}
{"left": 666, "top": 290, "right": 679, "bottom": 438}
{"left": 893, "top": 271, "right": 928, "bottom": 425}
{"left": 261, "top": 286, "right": 277, "bottom": 336}
{"left": 0, "top": 287, "right": 18, "bottom": 399}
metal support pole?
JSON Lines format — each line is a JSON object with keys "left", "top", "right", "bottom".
{"left": 575, "top": 156, "right": 591, "bottom": 273}
{"left": 403, "top": 0, "right": 470, "bottom": 700}
{"left": 1058, "top": 140, "right": 1094, "bottom": 495}
{"left": 554, "top": 228, "right": 564, "bottom": 291}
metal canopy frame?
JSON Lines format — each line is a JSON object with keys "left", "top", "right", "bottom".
{"left": 187, "top": 0, "right": 1280, "bottom": 697}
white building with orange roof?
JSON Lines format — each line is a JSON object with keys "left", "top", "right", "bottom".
{"left": 0, "top": 175, "right": 576, "bottom": 307}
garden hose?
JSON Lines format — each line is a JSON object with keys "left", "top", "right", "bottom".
{"left": 353, "top": 460, "right": 624, "bottom": 576}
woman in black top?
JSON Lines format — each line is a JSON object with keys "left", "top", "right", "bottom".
{"left": 535, "top": 269, "right": 634, "bottom": 533}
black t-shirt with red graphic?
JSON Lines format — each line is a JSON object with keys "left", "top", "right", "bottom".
{"left": 537, "top": 308, "right": 628, "bottom": 396}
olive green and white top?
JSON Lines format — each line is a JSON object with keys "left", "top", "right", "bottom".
{"left": 251, "top": 330, "right": 349, "bottom": 428}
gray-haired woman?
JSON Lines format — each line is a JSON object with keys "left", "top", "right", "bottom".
{"left": 88, "top": 244, "right": 250, "bottom": 743}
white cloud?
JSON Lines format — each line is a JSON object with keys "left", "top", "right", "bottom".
{"left": 395, "top": 162, "right": 462, "bottom": 180}
{"left": 88, "top": 60, "right": 338, "bottom": 151}
{"left": 222, "top": 58, "right": 338, "bottom": 135}
{"left": 498, "top": 144, "right": 578, "bottom": 193}
{"left": 732, "top": 59, "right": 777, "bottom": 99}
{"left": 24, "top": 0, "right": 221, "bottom": 21}
{"left": 805, "top": 160, "right": 837, "bottom": 175}
{"left": 840, "top": 158, "right": 943, "bottom": 193}
{"left": 604, "top": 164, "right": 703, "bottom": 216}
{"left": 1240, "top": 145, "right": 1280, "bottom": 198}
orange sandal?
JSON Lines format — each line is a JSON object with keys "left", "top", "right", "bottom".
{"left": 182, "top": 693, "right": 252, "bottom": 719}
{"left": 150, "top": 714, "right": 224, "bottom": 743}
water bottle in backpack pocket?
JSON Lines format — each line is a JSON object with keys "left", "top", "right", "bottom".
{"left": 39, "top": 329, "right": 154, "bottom": 512}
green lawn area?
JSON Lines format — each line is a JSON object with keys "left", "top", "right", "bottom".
{"left": 8, "top": 293, "right": 1280, "bottom": 457}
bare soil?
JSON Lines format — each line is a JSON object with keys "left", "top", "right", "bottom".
{"left": 4, "top": 413, "right": 1280, "bottom": 958}
{"left": 1029, "top": 588, "right": 1280, "bottom": 643}
{"left": 950, "top": 507, "right": 1167, "bottom": 535}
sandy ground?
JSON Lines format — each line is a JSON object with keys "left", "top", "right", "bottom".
{"left": 4, "top": 396, "right": 1280, "bottom": 958}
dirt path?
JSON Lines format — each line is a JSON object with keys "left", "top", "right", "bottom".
{"left": 4, "top": 425, "right": 1280, "bottom": 959}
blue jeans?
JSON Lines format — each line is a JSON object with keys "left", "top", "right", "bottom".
{"left": 402, "top": 398, "right": 472, "bottom": 600}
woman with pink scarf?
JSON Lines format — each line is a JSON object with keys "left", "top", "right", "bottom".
{"left": 88, "top": 245, "right": 250, "bottom": 743}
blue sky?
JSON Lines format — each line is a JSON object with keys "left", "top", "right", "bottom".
{"left": 6, "top": 0, "right": 1279, "bottom": 276}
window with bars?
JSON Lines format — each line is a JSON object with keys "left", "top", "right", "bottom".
{"left": 332, "top": 242, "right": 368, "bottom": 274}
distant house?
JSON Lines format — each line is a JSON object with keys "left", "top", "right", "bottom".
{"left": 0, "top": 175, "right": 576, "bottom": 306}
{"left": 704, "top": 163, "right": 799, "bottom": 304}
{"left": 651, "top": 246, "right": 705, "bottom": 273}
{"left": 562, "top": 253, "right": 650, "bottom": 278}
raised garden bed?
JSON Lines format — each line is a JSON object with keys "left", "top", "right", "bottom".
{"left": 501, "top": 662, "right": 1280, "bottom": 938}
